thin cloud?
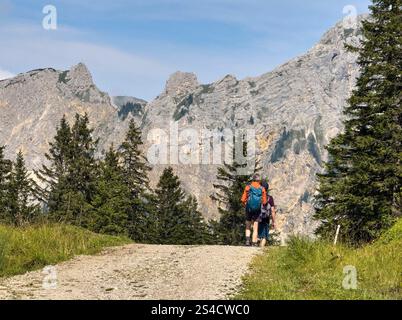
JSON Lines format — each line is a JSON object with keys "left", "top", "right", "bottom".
{"left": 1, "top": 0, "right": 371, "bottom": 100}
{"left": 0, "top": 22, "right": 173, "bottom": 100}
{"left": 0, "top": 68, "right": 14, "bottom": 80}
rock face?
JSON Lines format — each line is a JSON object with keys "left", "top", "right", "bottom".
{"left": 111, "top": 96, "right": 147, "bottom": 122}
{"left": 0, "top": 17, "right": 364, "bottom": 241}
{"left": 140, "top": 17, "right": 362, "bottom": 241}
{"left": 0, "top": 63, "right": 131, "bottom": 169}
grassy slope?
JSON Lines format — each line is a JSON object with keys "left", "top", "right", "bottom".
{"left": 236, "top": 220, "right": 402, "bottom": 300}
{"left": 0, "top": 224, "right": 132, "bottom": 277}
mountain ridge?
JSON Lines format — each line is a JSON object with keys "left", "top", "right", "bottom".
{"left": 0, "top": 16, "right": 366, "bottom": 241}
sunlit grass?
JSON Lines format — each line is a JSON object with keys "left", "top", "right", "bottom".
{"left": 0, "top": 223, "right": 132, "bottom": 277}
{"left": 235, "top": 220, "right": 402, "bottom": 300}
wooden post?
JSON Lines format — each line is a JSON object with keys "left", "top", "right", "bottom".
{"left": 334, "top": 225, "right": 341, "bottom": 245}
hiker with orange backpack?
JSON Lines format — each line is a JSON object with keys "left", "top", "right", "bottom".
{"left": 241, "top": 174, "right": 267, "bottom": 247}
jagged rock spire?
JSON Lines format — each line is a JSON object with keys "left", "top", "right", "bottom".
{"left": 164, "top": 71, "right": 199, "bottom": 96}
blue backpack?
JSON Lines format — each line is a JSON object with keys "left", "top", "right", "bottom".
{"left": 247, "top": 185, "right": 263, "bottom": 213}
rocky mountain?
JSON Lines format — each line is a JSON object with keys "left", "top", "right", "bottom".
{"left": 111, "top": 96, "right": 147, "bottom": 122}
{"left": 0, "top": 17, "right": 364, "bottom": 242}
{"left": 0, "top": 63, "right": 131, "bottom": 168}
{"left": 140, "top": 17, "right": 363, "bottom": 241}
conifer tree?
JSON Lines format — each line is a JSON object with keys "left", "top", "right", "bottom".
{"left": 154, "top": 167, "right": 186, "bottom": 244}
{"left": 35, "top": 115, "right": 73, "bottom": 215}
{"left": 0, "top": 146, "right": 12, "bottom": 220}
{"left": 180, "top": 196, "right": 213, "bottom": 245}
{"left": 88, "top": 145, "right": 131, "bottom": 236}
{"left": 120, "top": 119, "right": 153, "bottom": 241}
{"left": 211, "top": 137, "right": 260, "bottom": 245}
{"left": 210, "top": 162, "right": 255, "bottom": 245}
{"left": 314, "top": 1, "right": 402, "bottom": 244}
{"left": 154, "top": 167, "right": 212, "bottom": 244}
{"left": 7, "top": 151, "right": 39, "bottom": 226}
{"left": 36, "top": 114, "right": 98, "bottom": 225}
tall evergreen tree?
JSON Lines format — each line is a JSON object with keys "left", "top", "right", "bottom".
{"left": 35, "top": 115, "right": 73, "bottom": 215}
{"left": 210, "top": 162, "right": 255, "bottom": 245}
{"left": 36, "top": 114, "right": 98, "bottom": 225}
{"left": 314, "top": 1, "right": 402, "bottom": 244}
{"left": 88, "top": 145, "right": 131, "bottom": 236}
{"left": 7, "top": 151, "right": 39, "bottom": 226}
{"left": 211, "top": 137, "right": 260, "bottom": 245}
{"left": 180, "top": 196, "right": 213, "bottom": 245}
{"left": 154, "top": 167, "right": 212, "bottom": 244}
{"left": 120, "top": 119, "right": 153, "bottom": 241}
{"left": 154, "top": 167, "right": 186, "bottom": 244}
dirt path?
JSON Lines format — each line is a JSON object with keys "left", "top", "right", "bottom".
{"left": 0, "top": 244, "right": 261, "bottom": 300}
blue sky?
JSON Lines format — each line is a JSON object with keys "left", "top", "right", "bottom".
{"left": 0, "top": 0, "right": 371, "bottom": 100}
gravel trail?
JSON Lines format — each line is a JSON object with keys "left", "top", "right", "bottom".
{"left": 0, "top": 244, "right": 261, "bottom": 300}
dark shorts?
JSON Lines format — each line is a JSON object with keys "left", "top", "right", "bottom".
{"left": 246, "top": 207, "right": 261, "bottom": 222}
{"left": 258, "top": 221, "right": 270, "bottom": 240}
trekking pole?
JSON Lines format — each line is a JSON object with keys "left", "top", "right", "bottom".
{"left": 333, "top": 225, "right": 341, "bottom": 245}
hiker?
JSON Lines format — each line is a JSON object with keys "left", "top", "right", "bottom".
{"left": 241, "top": 174, "right": 267, "bottom": 247}
{"left": 259, "top": 178, "right": 277, "bottom": 247}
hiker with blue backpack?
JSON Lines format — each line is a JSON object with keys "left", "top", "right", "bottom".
{"left": 241, "top": 174, "right": 267, "bottom": 247}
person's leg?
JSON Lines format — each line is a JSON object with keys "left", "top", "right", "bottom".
{"left": 260, "top": 222, "right": 268, "bottom": 247}
{"left": 245, "top": 220, "right": 252, "bottom": 246}
{"left": 252, "top": 220, "right": 259, "bottom": 244}
{"left": 257, "top": 222, "right": 263, "bottom": 244}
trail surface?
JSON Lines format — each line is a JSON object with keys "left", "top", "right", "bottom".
{"left": 0, "top": 244, "right": 260, "bottom": 300}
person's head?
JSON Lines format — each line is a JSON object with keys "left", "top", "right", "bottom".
{"left": 252, "top": 173, "right": 261, "bottom": 182}
{"left": 261, "top": 176, "right": 269, "bottom": 191}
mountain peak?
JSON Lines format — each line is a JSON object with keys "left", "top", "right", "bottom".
{"left": 318, "top": 14, "right": 367, "bottom": 48}
{"left": 165, "top": 71, "right": 199, "bottom": 96}
{"left": 66, "top": 63, "right": 94, "bottom": 89}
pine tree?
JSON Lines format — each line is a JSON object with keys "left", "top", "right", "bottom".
{"left": 154, "top": 167, "right": 212, "bottom": 244}
{"left": 7, "top": 151, "right": 40, "bottom": 226}
{"left": 120, "top": 119, "right": 153, "bottom": 241}
{"left": 210, "top": 162, "right": 255, "bottom": 245}
{"left": 211, "top": 137, "right": 260, "bottom": 245}
{"left": 88, "top": 145, "right": 131, "bottom": 236}
{"left": 314, "top": 1, "right": 402, "bottom": 244}
{"left": 154, "top": 167, "right": 186, "bottom": 244}
{"left": 180, "top": 196, "right": 213, "bottom": 245}
{"left": 35, "top": 115, "right": 73, "bottom": 216}
{"left": 0, "top": 146, "right": 12, "bottom": 220}
{"left": 36, "top": 114, "right": 98, "bottom": 225}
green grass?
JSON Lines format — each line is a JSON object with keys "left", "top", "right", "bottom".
{"left": 0, "top": 224, "right": 132, "bottom": 277}
{"left": 235, "top": 220, "right": 402, "bottom": 300}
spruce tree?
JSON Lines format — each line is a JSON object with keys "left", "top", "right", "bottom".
{"left": 154, "top": 167, "right": 186, "bottom": 244}
{"left": 180, "top": 196, "right": 213, "bottom": 245}
{"left": 0, "top": 146, "right": 12, "bottom": 221}
{"left": 154, "top": 167, "right": 212, "bottom": 244}
{"left": 7, "top": 151, "right": 39, "bottom": 226}
{"left": 120, "top": 119, "right": 154, "bottom": 241}
{"left": 88, "top": 145, "right": 131, "bottom": 236}
{"left": 314, "top": 1, "right": 402, "bottom": 244}
{"left": 211, "top": 137, "right": 260, "bottom": 245}
{"left": 36, "top": 114, "right": 98, "bottom": 225}
{"left": 35, "top": 115, "right": 73, "bottom": 216}
{"left": 210, "top": 162, "right": 255, "bottom": 245}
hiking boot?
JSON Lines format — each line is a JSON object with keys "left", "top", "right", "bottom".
{"left": 245, "top": 237, "right": 251, "bottom": 246}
